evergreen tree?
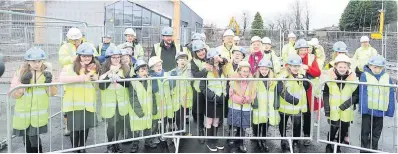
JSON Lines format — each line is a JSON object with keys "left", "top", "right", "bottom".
{"left": 250, "top": 12, "right": 265, "bottom": 37}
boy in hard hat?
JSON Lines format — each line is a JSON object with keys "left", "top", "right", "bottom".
{"left": 252, "top": 58, "right": 279, "bottom": 152}
{"left": 233, "top": 36, "right": 240, "bottom": 46}
{"left": 277, "top": 54, "right": 310, "bottom": 153}
{"left": 281, "top": 32, "right": 297, "bottom": 63}
{"left": 227, "top": 61, "right": 256, "bottom": 153}
{"left": 308, "top": 38, "right": 325, "bottom": 69}
{"left": 358, "top": 55, "right": 395, "bottom": 152}
{"left": 323, "top": 54, "right": 358, "bottom": 153}
{"left": 9, "top": 47, "right": 57, "bottom": 153}
{"left": 262, "top": 37, "right": 281, "bottom": 74}
{"left": 353, "top": 36, "right": 377, "bottom": 77}
{"left": 127, "top": 60, "right": 155, "bottom": 152}
{"left": 216, "top": 29, "right": 235, "bottom": 60}
{"left": 147, "top": 56, "right": 171, "bottom": 148}
{"left": 119, "top": 28, "right": 145, "bottom": 60}
{"left": 248, "top": 36, "right": 264, "bottom": 75}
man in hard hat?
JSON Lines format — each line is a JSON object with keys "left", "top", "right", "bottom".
{"left": 281, "top": 32, "right": 297, "bottom": 63}
{"left": 150, "top": 27, "right": 188, "bottom": 72}
{"left": 216, "top": 29, "right": 236, "bottom": 60}
{"left": 308, "top": 38, "right": 325, "bottom": 69}
{"left": 118, "top": 28, "right": 145, "bottom": 61}
{"left": 262, "top": 37, "right": 281, "bottom": 74}
{"left": 96, "top": 35, "right": 115, "bottom": 64}
{"left": 353, "top": 36, "right": 377, "bottom": 77}
{"left": 233, "top": 36, "right": 240, "bottom": 46}
{"left": 295, "top": 39, "right": 321, "bottom": 147}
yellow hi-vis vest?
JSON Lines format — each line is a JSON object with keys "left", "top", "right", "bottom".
{"left": 171, "top": 69, "right": 193, "bottom": 113}
{"left": 129, "top": 80, "right": 153, "bottom": 131}
{"left": 100, "top": 70, "right": 130, "bottom": 118}
{"left": 281, "top": 42, "right": 296, "bottom": 63}
{"left": 62, "top": 65, "right": 97, "bottom": 113}
{"left": 228, "top": 81, "right": 252, "bottom": 112}
{"left": 278, "top": 75, "right": 308, "bottom": 114}
{"left": 192, "top": 58, "right": 206, "bottom": 92}
{"left": 154, "top": 43, "right": 192, "bottom": 62}
{"left": 153, "top": 73, "right": 173, "bottom": 120}
{"left": 13, "top": 74, "right": 49, "bottom": 130}
{"left": 207, "top": 71, "right": 227, "bottom": 97}
{"left": 59, "top": 43, "right": 77, "bottom": 67}
{"left": 365, "top": 72, "right": 390, "bottom": 111}
{"left": 327, "top": 78, "right": 358, "bottom": 122}
{"left": 216, "top": 44, "right": 235, "bottom": 60}
{"left": 253, "top": 81, "right": 280, "bottom": 126}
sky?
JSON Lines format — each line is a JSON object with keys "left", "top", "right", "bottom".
{"left": 183, "top": 0, "right": 349, "bottom": 30}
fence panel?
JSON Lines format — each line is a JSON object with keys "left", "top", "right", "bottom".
{"left": 317, "top": 80, "right": 398, "bottom": 153}
{"left": 161, "top": 77, "right": 315, "bottom": 153}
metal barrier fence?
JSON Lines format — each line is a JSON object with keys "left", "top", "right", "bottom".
{"left": 0, "top": 10, "right": 87, "bottom": 81}
{"left": 162, "top": 77, "right": 315, "bottom": 153}
{"left": 317, "top": 80, "right": 398, "bottom": 153}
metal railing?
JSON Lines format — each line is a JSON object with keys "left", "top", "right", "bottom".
{"left": 317, "top": 80, "right": 398, "bottom": 153}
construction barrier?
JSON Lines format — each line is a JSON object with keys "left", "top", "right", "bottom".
{"left": 317, "top": 80, "right": 398, "bottom": 153}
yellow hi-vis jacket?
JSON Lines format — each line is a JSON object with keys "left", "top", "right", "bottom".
{"left": 152, "top": 73, "right": 173, "bottom": 120}
{"left": 278, "top": 75, "right": 308, "bottom": 115}
{"left": 192, "top": 58, "right": 206, "bottom": 92}
{"left": 353, "top": 46, "right": 377, "bottom": 72}
{"left": 365, "top": 72, "right": 390, "bottom": 111}
{"left": 129, "top": 80, "right": 153, "bottom": 131}
{"left": 253, "top": 80, "right": 280, "bottom": 125}
{"left": 327, "top": 75, "right": 358, "bottom": 122}
{"left": 100, "top": 70, "right": 130, "bottom": 118}
{"left": 216, "top": 44, "right": 235, "bottom": 60}
{"left": 281, "top": 42, "right": 296, "bottom": 64}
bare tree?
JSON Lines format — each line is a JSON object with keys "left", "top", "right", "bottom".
{"left": 302, "top": 0, "right": 310, "bottom": 36}
{"left": 239, "top": 10, "right": 250, "bottom": 37}
{"left": 292, "top": 0, "right": 302, "bottom": 31}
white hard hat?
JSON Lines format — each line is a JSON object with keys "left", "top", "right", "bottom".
{"left": 295, "top": 39, "right": 309, "bottom": 49}
{"left": 233, "top": 36, "right": 240, "bottom": 41}
{"left": 223, "top": 29, "right": 235, "bottom": 37}
{"left": 310, "top": 38, "right": 319, "bottom": 46}
{"left": 262, "top": 37, "right": 271, "bottom": 44}
{"left": 237, "top": 61, "right": 251, "bottom": 70}
{"left": 66, "top": 28, "right": 82, "bottom": 40}
{"left": 334, "top": 54, "right": 351, "bottom": 65}
{"left": 200, "top": 33, "right": 206, "bottom": 41}
{"left": 148, "top": 56, "right": 163, "bottom": 68}
{"left": 288, "top": 33, "right": 296, "bottom": 38}
{"left": 360, "top": 36, "right": 370, "bottom": 42}
{"left": 251, "top": 36, "right": 262, "bottom": 43}
{"left": 124, "top": 28, "right": 136, "bottom": 36}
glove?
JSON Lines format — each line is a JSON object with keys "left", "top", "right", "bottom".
{"left": 43, "top": 71, "right": 52, "bottom": 83}
{"left": 21, "top": 72, "right": 32, "bottom": 84}
{"left": 339, "top": 100, "right": 351, "bottom": 111}
{"left": 252, "top": 98, "right": 259, "bottom": 109}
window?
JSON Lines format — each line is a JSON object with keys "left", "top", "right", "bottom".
{"left": 123, "top": 1, "right": 133, "bottom": 26}
{"left": 151, "top": 13, "right": 160, "bottom": 27}
{"left": 105, "top": 4, "right": 114, "bottom": 25}
{"left": 114, "top": 1, "right": 123, "bottom": 26}
{"left": 142, "top": 9, "right": 151, "bottom": 26}
{"left": 161, "top": 17, "right": 170, "bottom": 26}
{"left": 133, "top": 5, "right": 142, "bottom": 26}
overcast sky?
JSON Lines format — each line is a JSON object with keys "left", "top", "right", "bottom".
{"left": 183, "top": 0, "right": 349, "bottom": 30}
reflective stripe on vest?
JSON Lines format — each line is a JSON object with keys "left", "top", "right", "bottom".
{"left": 100, "top": 70, "right": 130, "bottom": 118}
{"left": 154, "top": 43, "right": 181, "bottom": 58}
{"left": 228, "top": 81, "right": 252, "bottom": 111}
{"left": 278, "top": 76, "right": 308, "bottom": 114}
{"left": 253, "top": 81, "right": 279, "bottom": 125}
{"left": 206, "top": 72, "right": 226, "bottom": 96}
{"left": 327, "top": 81, "right": 357, "bottom": 122}
{"left": 129, "top": 80, "right": 153, "bottom": 131}
{"left": 13, "top": 74, "right": 49, "bottom": 130}
{"left": 193, "top": 58, "right": 206, "bottom": 92}
{"left": 365, "top": 72, "right": 390, "bottom": 111}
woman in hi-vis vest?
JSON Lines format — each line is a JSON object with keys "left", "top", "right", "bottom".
{"left": 98, "top": 47, "right": 131, "bottom": 153}
{"left": 59, "top": 43, "right": 100, "bottom": 153}
{"left": 276, "top": 54, "right": 310, "bottom": 153}
{"left": 9, "top": 47, "right": 57, "bottom": 153}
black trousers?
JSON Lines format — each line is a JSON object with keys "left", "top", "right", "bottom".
{"left": 252, "top": 123, "right": 269, "bottom": 138}
{"left": 70, "top": 129, "right": 89, "bottom": 149}
{"left": 279, "top": 113, "right": 301, "bottom": 144}
{"left": 106, "top": 116, "right": 130, "bottom": 143}
{"left": 230, "top": 126, "right": 245, "bottom": 144}
{"left": 302, "top": 111, "right": 311, "bottom": 136}
{"left": 327, "top": 121, "right": 350, "bottom": 143}
{"left": 361, "top": 114, "right": 384, "bottom": 151}
{"left": 23, "top": 135, "right": 42, "bottom": 153}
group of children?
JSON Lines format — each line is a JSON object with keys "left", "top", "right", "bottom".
{"left": 8, "top": 27, "right": 395, "bottom": 153}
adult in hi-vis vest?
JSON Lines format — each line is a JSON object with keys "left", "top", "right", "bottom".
{"left": 252, "top": 58, "right": 279, "bottom": 152}
{"left": 150, "top": 27, "right": 188, "bottom": 72}
{"left": 276, "top": 54, "right": 310, "bottom": 153}
{"left": 281, "top": 32, "right": 297, "bottom": 64}
{"left": 323, "top": 54, "right": 359, "bottom": 153}
{"left": 59, "top": 43, "right": 101, "bottom": 153}
{"left": 353, "top": 36, "right": 378, "bottom": 77}
{"left": 98, "top": 47, "right": 131, "bottom": 153}
{"left": 127, "top": 60, "right": 156, "bottom": 152}
{"left": 117, "top": 28, "right": 145, "bottom": 61}
{"left": 216, "top": 29, "right": 235, "bottom": 61}
{"left": 307, "top": 38, "right": 326, "bottom": 69}
{"left": 190, "top": 40, "right": 211, "bottom": 144}
{"left": 227, "top": 61, "right": 256, "bottom": 153}
{"left": 199, "top": 48, "right": 229, "bottom": 152}
{"left": 359, "top": 55, "right": 395, "bottom": 152}
{"left": 261, "top": 37, "right": 281, "bottom": 74}
{"left": 9, "top": 47, "right": 57, "bottom": 153}
{"left": 295, "top": 39, "right": 321, "bottom": 147}
{"left": 148, "top": 56, "right": 171, "bottom": 149}
{"left": 96, "top": 34, "right": 115, "bottom": 64}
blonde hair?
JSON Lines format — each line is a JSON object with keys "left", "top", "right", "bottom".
{"left": 19, "top": 62, "right": 47, "bottom": 81}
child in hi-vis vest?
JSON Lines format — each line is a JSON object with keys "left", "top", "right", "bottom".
{"left": 359, "top": 55, "right": 395, "bottom": 152}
